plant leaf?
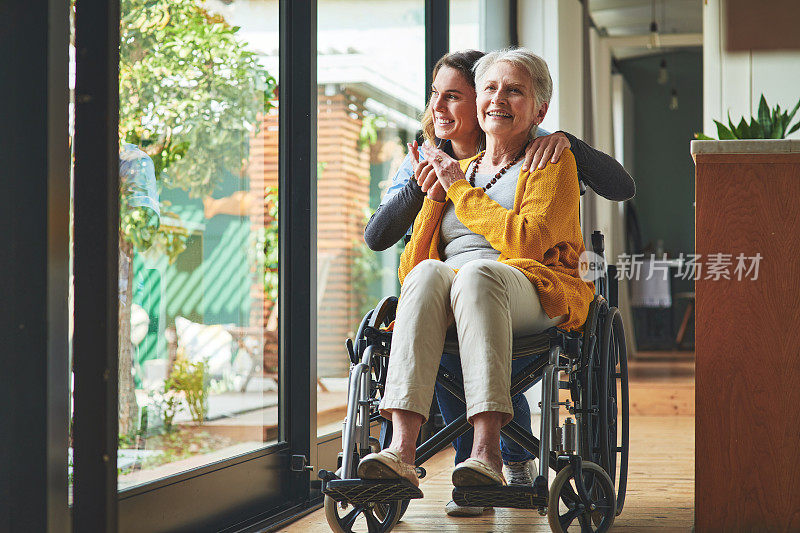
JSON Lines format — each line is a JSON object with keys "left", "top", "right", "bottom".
{"left": 787, "top": 121, "right": 800, "bottom": 136}
{"left": 694, "top": 132, "right": 715, "bottom": 140}
{"left": 773, "top": 105, "right": 785, "bottom": 137}
{"left": 736, "top": 117, "right": 751, "bottom": 139}
{"left": 786, "top": 98, "right": 800, "bottom": 124}
{"left": 750, "top": 118, "right": 764, "bottom": 138}
{"left": 773, "top": 113, "right": 785, "bottom": 138}
{"left": 758, "top": 95, "right": 772, "bottom": 138}
{"left": 715, "top": 120, "right": 737, "bottom": 140}
{"left": 728, "top": 112, "right": 738, "bottom": 136}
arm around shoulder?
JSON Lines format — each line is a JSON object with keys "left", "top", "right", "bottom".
{"left": 560, "top": 131, "right": 635, "bottom": 201}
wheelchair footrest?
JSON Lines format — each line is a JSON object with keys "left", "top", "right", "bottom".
{"left": 323, "top": 478, "right": 423, "bottom": 505}
{"left": 452, "top": 484, "right": 548, "bottom": 510}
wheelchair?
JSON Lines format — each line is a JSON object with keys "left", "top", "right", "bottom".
{"left": 319, "top": 231, "right": 630, "bottom": 533}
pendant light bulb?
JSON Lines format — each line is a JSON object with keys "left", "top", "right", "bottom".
{"left": 658, "top": 58, "right": 669, "bottom": 85}
{"left": 669, "top": 88, "right": 679, "bottom": 111}
{"left": 649, "top": 21, "right": 661, "bottom": 48}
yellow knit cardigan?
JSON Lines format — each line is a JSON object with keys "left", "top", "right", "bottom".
{"left": 398, "top": 150, "right": 595, "bottom": 332}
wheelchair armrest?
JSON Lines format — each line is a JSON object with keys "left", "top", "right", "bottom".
{"left": 367, "top": 296, "right": 398, "bottom": 329}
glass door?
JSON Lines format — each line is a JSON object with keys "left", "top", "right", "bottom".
{"left": 115, "top": 0, "right": 281, "bottom": 492}
{"left": 71, "top": 0, "right": 319, "bottom": 530}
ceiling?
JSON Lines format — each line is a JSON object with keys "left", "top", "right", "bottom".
{"left": 588, "top": 0, "right": 703, "bottom": 60}
{"left": 589, "top": 0, "right": 703, "bottom": 37}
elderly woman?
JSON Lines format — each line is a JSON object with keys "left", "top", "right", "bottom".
{"left": 358, "top": 48, "right": 594, "bottom": 488}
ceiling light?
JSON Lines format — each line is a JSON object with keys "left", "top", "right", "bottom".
{"left": 669, "top": 88, "right": 679, "bottom": 111}
{"left": 658, "top": 58, "right": 669, "bottom": 85}
{"left": 649, "top": 21, "right": 661, "bottom": 48}
{"left": 648, "top": 0, "right": 661, "bottom": 49}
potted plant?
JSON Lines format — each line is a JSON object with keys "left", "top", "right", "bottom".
{"left": 695, "top": 95, "right": 800, "bottom": 140}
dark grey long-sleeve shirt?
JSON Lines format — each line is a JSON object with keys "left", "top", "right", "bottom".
{"left": 364, "top": 132, "right": 635, "bottom": 251}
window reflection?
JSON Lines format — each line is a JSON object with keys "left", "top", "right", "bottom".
{"left": 449, "top": 0, "right": 480, "bottom": 52}
{"left": 315, "top": 0, "right": 425, "bottom": 435}
{"left": 113, "top": 0, "right": 280, "bottom": 490}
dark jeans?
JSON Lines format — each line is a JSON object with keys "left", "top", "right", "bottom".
{"left": 436, "top": 352, "right": 540, "bottom": 465}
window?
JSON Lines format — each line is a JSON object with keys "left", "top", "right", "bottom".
{"left": 450, "top": 0, "right": 480, "bottom": 52}
{"left": 315, "top": 0, "right": 426, "bottom": 436}
{"left": 112, "top": 0, "right": 280, "bottom": 490}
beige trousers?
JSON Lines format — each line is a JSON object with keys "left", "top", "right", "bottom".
{"left": 380, "top": 259, "right": 564, "bottom": 425}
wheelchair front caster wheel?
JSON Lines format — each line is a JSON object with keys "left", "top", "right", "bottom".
{"left": 323, "top": 468, "right": 403, "bottom": 533}
{"left": 547, "top": 461, "right": 616, "bottom": 533}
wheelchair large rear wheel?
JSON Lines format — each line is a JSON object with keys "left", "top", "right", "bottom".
{"left": 578, "top": 299, "right": 606, "bottom": 467}
{"left": 599, "top": 306, "right": 629, "bottom": 516}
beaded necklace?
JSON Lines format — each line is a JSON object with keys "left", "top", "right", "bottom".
{"left": 467, "top": 143, "right": 529, "bottom": 191}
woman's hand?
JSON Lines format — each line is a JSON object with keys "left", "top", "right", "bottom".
{"left": 522, "top": 131, "right": 571, "bottom": 173}
{"left": 409, "top": 141, "right": 446, "bottom": 202}
{"left": 420, "top": 145, "right": 466, "bottom": 192}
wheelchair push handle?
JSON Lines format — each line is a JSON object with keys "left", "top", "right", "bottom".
{"left": 591, "top": 230, "right": 605, "bottom": 255}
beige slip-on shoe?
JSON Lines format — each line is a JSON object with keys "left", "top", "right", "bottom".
{"left": 357, "top": 449, "right": 419, "bottom": 487}
{"left": 452, "top": 458, "right": 507, "bottom": 487}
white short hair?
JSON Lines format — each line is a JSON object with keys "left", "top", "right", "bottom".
{"left": 473, "top": 47, "right": 553, "bottom": 106}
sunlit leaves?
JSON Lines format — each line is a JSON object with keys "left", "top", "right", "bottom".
{"left": 119, "top": 0, "right": 277, "bottom": 258}
{"left": 119, "top": 0, "right": 277, "bottom": 197}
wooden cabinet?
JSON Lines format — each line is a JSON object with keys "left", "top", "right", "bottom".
{"left": 693, "top": 141, "right": 800, "bottom": 532}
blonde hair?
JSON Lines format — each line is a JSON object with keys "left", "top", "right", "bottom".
{"left": 421, "top": 50, "right": 485, "bottom": 148}
{"left": 473, "top": 47, "right": 553, "bottom": 108}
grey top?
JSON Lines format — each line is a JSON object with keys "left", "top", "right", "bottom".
{"left": 440, "top": 160, "right": 523, "bottom": 268}
{"left": 364, "top": 131, "right": 636, "bottom": 252}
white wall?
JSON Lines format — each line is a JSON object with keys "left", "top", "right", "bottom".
{"left": 611, "top": 72, "right": 638, "bottom": 355}
{"left": 517, "top": 0, "right": 584, "bottom": 137}
{"left": 612, "top": 74, "right": 635, "bottom": 175}
{"left": 703, "top": 0, "right": 800, "bottom": 138}
{"left": 590, "top": 28, "right": 618, "bottom": 262}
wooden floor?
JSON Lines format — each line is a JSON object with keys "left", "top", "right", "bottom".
{"left": 284, "top": 351, "right": 695, "bottom": 532}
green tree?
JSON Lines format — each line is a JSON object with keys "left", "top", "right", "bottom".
{"left": 116, "top": 0, "right": 275, "bottom": 435}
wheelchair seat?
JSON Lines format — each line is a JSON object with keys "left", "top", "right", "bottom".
{"left": 442, "top": 326, "right": 582, "bottom": 360}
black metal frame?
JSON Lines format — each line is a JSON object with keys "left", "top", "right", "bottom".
{"left": 72, "top": 1, "right": 122, "bottom": 530}
{"left": 425, "top": 0, "right": 449, "bottom": 96}
{"left": 277, "top": 0, "right": 318, "bottom": 506}
{"left": 114, "top": 1, "right": 319, "bottom": 531}
{"left": 323, "top": 259, "right": 629, "bottom": 529}
{"left": 0, "top": 1, "right": 71, "bottom": 531}
{"left": 69, "top": 0, "right": 319, "bottom": 530}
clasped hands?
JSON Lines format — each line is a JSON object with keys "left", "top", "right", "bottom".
{"left": 408, "top": 141, "right": 459, "bottom": 202}
{"left": 407, "top": 131, "right": 571, "bottom": 202}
